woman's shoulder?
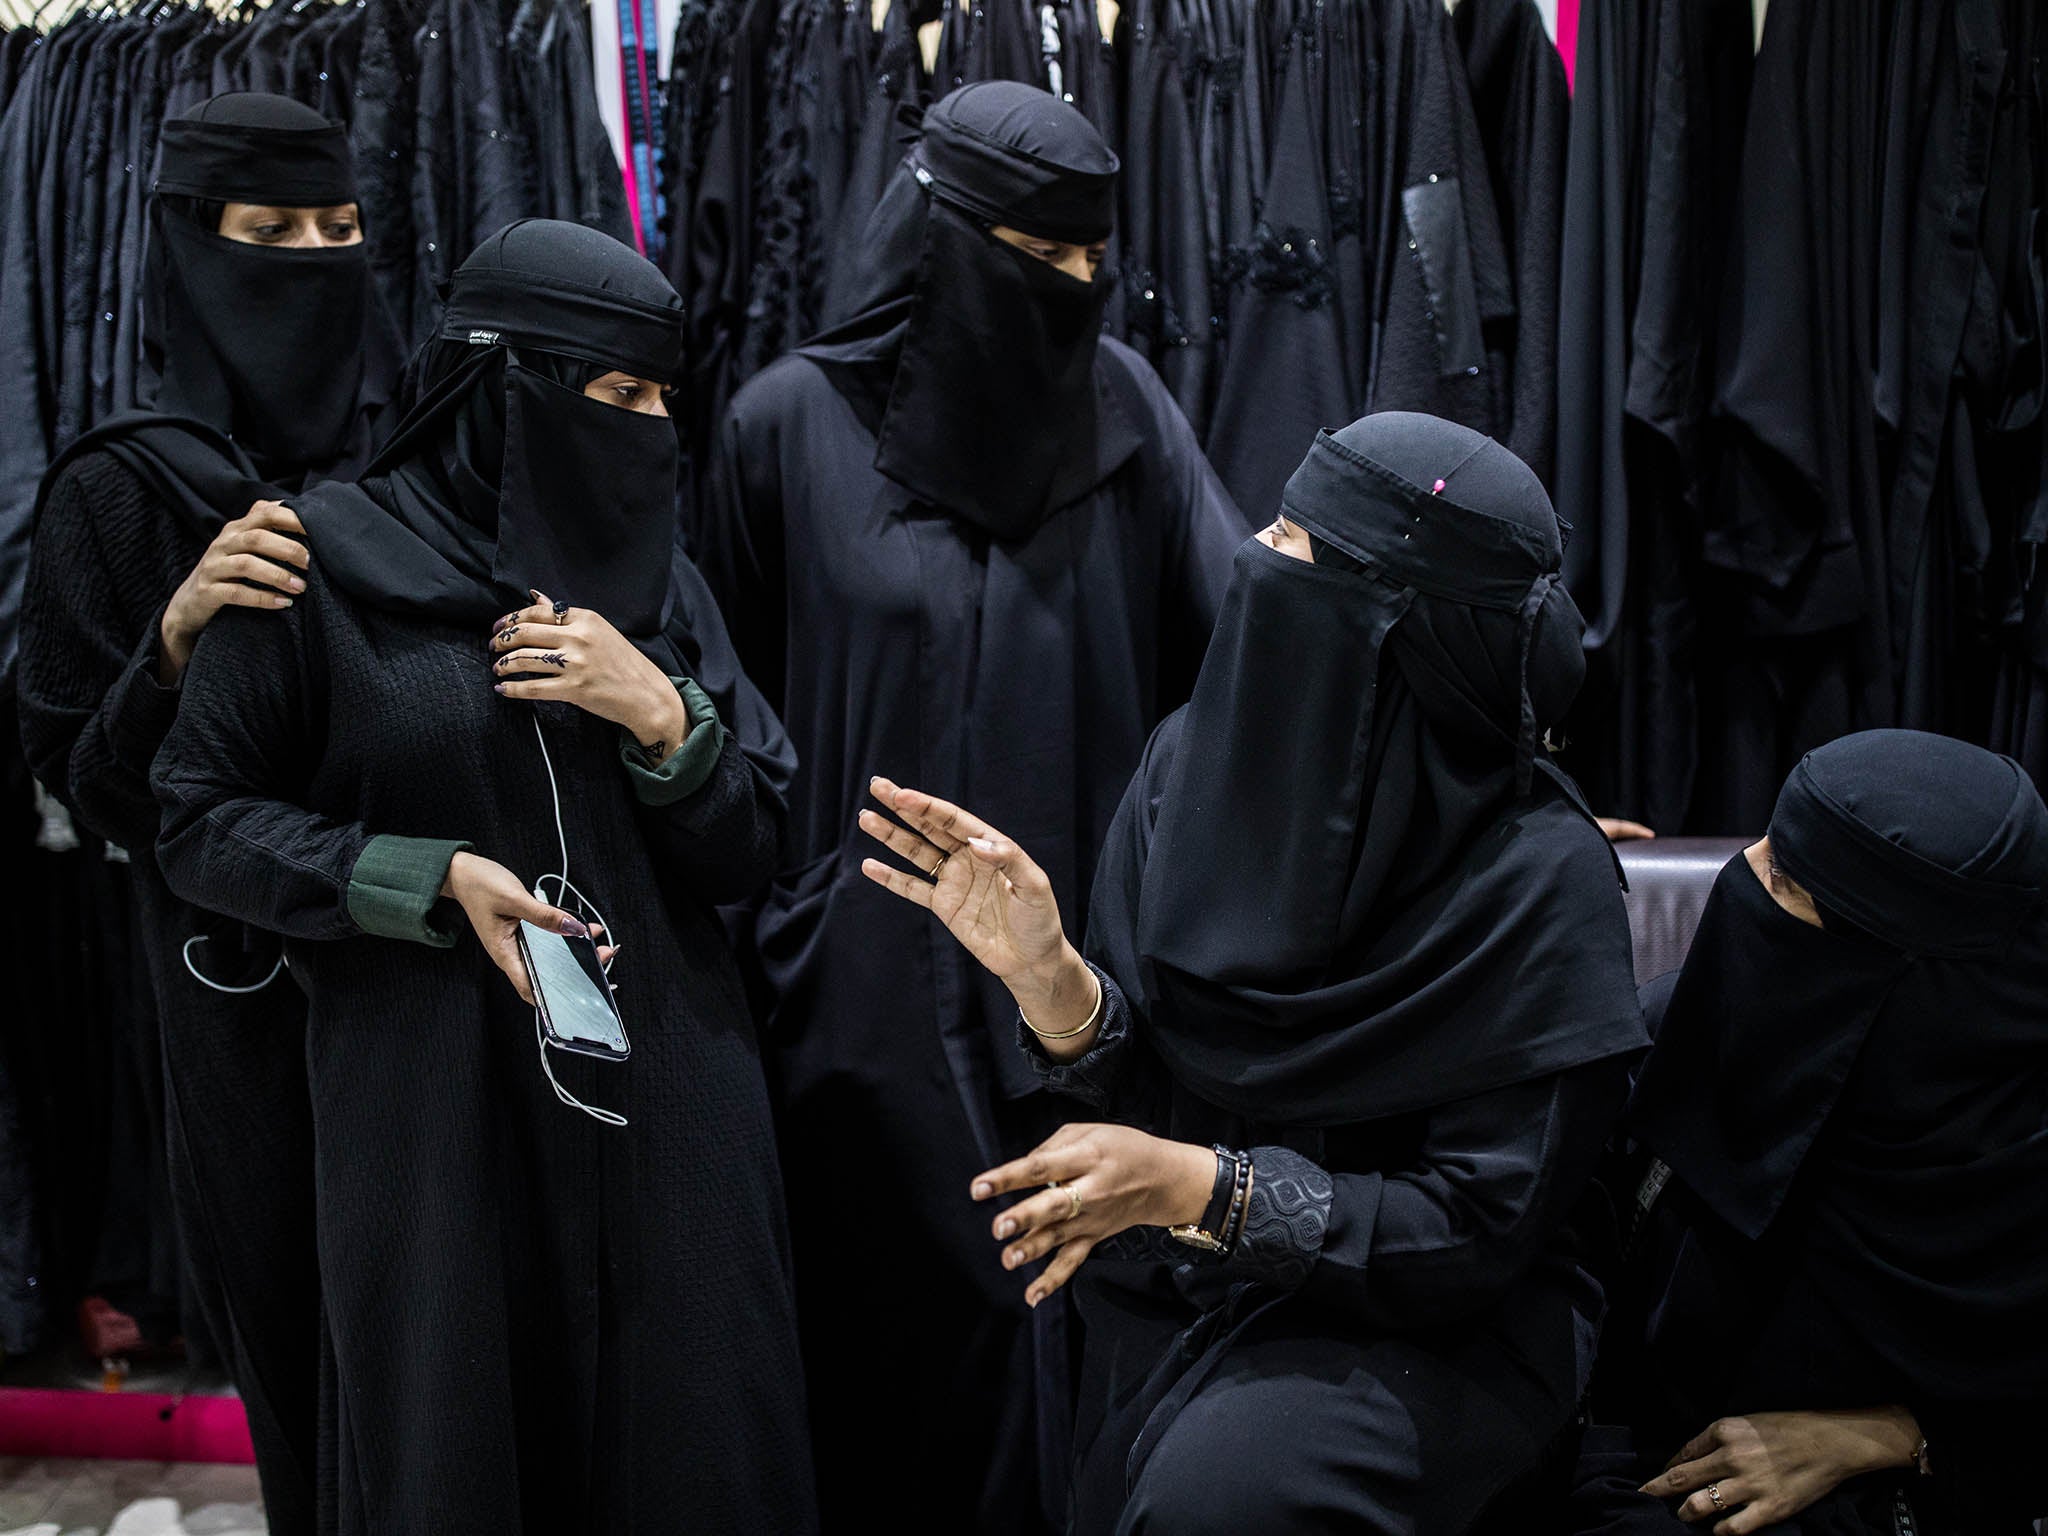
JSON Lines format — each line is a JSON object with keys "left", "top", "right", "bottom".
{"left": 40, "top": 445, "right": 158, "bottom": 524}
{"left": 727, "top": 351, "right": 849, "bottom": 423}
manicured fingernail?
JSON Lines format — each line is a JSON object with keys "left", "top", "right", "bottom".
{"left": 494, "top": 614, "right": 516, "bottom": 633}
{"left": 286, "top": 577, "right": 305, "bottom": 593}
{"left": 273, "top": 596, "right": 292, "bottom": 608}
{"left": 996, "top": 1219, "right": 1015, "bottom": 1239}
{"left": 972, "top": 1181, "right": 992, "bottom": 1200}
{"left": 1004, "top": 1251, "right": 1018, "bottom": 1269}
{"left": 493, "top": 683, "right": 507, "bottom": 695}
{"left": 559, "top": 916, "right": 590, "bottom": 938}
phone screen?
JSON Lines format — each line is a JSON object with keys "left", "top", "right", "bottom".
{"left": 518, "top": 922, "right": 630, "bottom": 1059}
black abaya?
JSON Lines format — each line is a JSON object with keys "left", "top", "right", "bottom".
{"left": 696, "top": 88, "right": 1242, "bottom": 1531}
{"left": 1027, "top": 415, "right": 1646, "bottom": 1535}
{"left": 152, "top": 559, "right": 814, "bottom": 1534}
{"left": 148, "top": 220, "right": 814, "bottom": 1534}
{"left": 14, "top": 94, "right": 395, "bottom": 1531}
{"left": 1595, "top": 731, "right": 2048, "bottom": 1534}
{"left": 702, "top": 335, "right": 1240, "bottom": 1535}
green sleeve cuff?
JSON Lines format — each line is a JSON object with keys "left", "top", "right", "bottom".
{"left": 348, "top": 835, "right": 474, "bottom": 947}
{"left": 622, "top": 678, "right": 728, "bottom": 805}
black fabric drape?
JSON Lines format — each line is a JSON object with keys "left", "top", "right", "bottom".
{"left": 1556, "top": 0, "right": 2047, "bottom": 830}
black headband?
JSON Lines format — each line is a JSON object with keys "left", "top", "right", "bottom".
{"left": 1279, "top": 428, "right": 1561, "bottom": 611}
{"left": 156, "top": 119, "right": 358, "bottom": 208}
{"left": 912, "top": 83, "right": 1118, "bottom": 245}
{"left": 439, "top": 270, "right": 684, "bottom": 384}
{"left": 1771, "top": 742, "right": 2048, "bottom": 958}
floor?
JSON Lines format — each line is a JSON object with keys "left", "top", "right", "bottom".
{"left": 0, "top": 1459, "right": 264, "bottom": 1536}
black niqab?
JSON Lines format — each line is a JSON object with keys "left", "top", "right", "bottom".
{"left": 1630, "top": 729, "right": 2048, "bottom": 1395}
{"left": 797, "top": 81, "right": 1134, "bottom": 541}
{"left": 294, "top": 219, "right": 688, "bottom": 667}
{"left": 1108, "top": 413, "right": 1643, "bottom": 1127}
{"left": 145, "top": 93, "right": 387, "bottom": 482}
{"left": 37, "top": 92, "right": 395, "bottom": 546}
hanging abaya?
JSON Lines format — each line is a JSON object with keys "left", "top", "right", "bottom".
{"left": 15, "top": 92, "right": 398, "bottom": 1535}
{"left": 1578, "top": 729, "right": 2048, "bottom": 1535}
{"left": 1041, "top": 415, "right": 1646, "bottom": 1534}
{"left": 695, "top": 81, "right": 1245, "bottom": 1536}
{"left": 149, "top": 219, "right": 816, "bottom": 1535}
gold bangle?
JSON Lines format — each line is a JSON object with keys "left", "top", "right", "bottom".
{"left": 1022, "top": 969, "right": 1103, "bottom": 1041}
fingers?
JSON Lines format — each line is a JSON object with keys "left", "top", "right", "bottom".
{"left": 970, "top": 1137, "right": 1087, "bottom": 1201}
{"left": 1675, "top": 1482, "right": 1746, "bottom": 1525}
{"left": 867, "top": 776, "right": 1000, "bottom": 853}
{"left": 216, "top": 552, "right": 308, "bottom": 595}
{"left": 234, "top": 528, "right": 311, "bottom": 570}
{"left": 212, "top": 582, "right": 295, "bottom": 611}
{"left": 240, "top": 499, "right": 306, "bottom": 537}
{"left": 1599, "top": 817, "right": 1657, "bottom": 842}
{"left": 856, "top": 808, "right": 942, "bottom": 872}
{"left": 494, "top": 599, "right": 572, "bottom": 637}
{"left": 489, "top": 938, "right": 537, "bottom": 1006}
{"left": 493, "top": 678, "right": 568, "bottom": 702}
{"left": 492, "top": 646, "right": 573, "bottom": 677}
{"left": 1025, "top": 1237, "right": 1095, "bottom": 1308}
{"left": 1644, "top": 1449, "right": 1730, "bottom": 1498}
{"left": 992, "top": 1183, "right": 1085, "bottom": 1248}
{"left": 858, "top": 856, "right": 937, "bottom": 911}
{"left": 501, "top": 889, "right": 590, "bottom": 938}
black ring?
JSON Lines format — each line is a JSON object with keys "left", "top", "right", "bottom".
{"left": 551, "top": 599, "right": 571, "bottom": 621}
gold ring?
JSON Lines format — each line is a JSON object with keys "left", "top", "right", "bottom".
{"left": 926, "top": 851, "right": 950, "bottom": 883}
{"left": 1048, "top": 1181, "right": 1081, "bottom": 1221}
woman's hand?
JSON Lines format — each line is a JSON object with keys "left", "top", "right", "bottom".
{"left": 489, "top": 591, "right": 689, "bottom": 759}
{"left": 856, "top": 778, "right": 1098, "bottom": 1039}
{"left": 1598, "top": 817, "right": 1657, "bottom": 842}
{"left": 969, "top": 1123, "right": 1217, "bottom": 1308}
{"left": 440, "top": 851, "right": 615, "bottom": 1005}
{"left": 1641, "top": 1408, "right": 1923, "bottom": 1533}
{"left": 160, "top": 499, "right": 309, "bottom": 683}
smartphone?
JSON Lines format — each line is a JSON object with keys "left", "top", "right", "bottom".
{"left": 515, "top": 921, "right": 631, "bottom": 1061}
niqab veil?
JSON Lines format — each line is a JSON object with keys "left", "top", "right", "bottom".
{"left": 1100, "top": 413, "right": 1644, "bottom": 1127}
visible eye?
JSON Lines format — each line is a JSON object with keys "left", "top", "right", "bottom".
{"left": 324, "top": 220, "right": 359, "bottom": 241}
{"left": 1087, "top": 245, "right": 1107, "bottom": 267}
{"left": 252, "top": 223, "right": 290, "bottom": 241}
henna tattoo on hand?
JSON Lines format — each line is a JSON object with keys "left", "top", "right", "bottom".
{"left": 540, "top": 651, "right": 568, "bottom": 669}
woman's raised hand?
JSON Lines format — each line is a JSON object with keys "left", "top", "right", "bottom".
{"left": 488, "top": 590, "right": 690, "bottom": 759}
{"left": 160, "top": 499, "right": 310, "bottom": 683}
{"left": 858, "top": 778, "right": 1089, "bottom": 1019}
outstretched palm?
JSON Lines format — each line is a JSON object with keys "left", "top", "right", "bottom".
{"left": 857, "top": 776, "right": 1068, "bottom": 985}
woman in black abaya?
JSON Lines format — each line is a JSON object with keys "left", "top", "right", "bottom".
{"left": 861, "top": 413, "right": 1647, "bottom": 1533}
{"left": 150, "top": 219, "right": 815, "bottom": 1535}
{"left": 697, "top": 80, "right": 1244, "bottom": 1533}
{"left": 16, "top": 91, "right": 398, "bottom": 1533}
{"left": 1573, "top": 730, "right": 2048, "bottom": 1536}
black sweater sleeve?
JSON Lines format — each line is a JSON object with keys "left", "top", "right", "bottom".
{"left": 152, "top": 593, "right": 377, "bottom": 941}
{"left": 17, "top": 458, "right": 185, "bottom": 853}
{"left": 622, "top": 678, "right": 784, "bottom": 907}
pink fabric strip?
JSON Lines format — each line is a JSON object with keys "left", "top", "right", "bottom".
{"left": 1556, "top": 0, "right": 1581, "bottom": 92}
{"left": 0, "top": 1387, "right": 255, "bottom": 1464}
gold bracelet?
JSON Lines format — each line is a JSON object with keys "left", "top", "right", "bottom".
{"left": 1022, "top": 969, "right": 1104, "bottom": 1041}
